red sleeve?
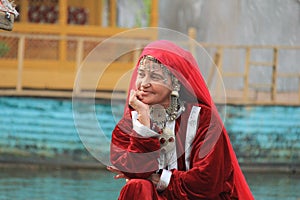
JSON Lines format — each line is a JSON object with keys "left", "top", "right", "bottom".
{"left": 110, "top": 110, "right": 160, "bottom": 179}
{"left": 163, "top": 106, "right": 236, "bottom": 199}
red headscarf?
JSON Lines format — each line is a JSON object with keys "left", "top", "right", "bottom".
{"left": 126, "top": 40, "right": 211, "bottom": 107}
{"left": 123, "top": 40, "right": 254, "bottom": 199}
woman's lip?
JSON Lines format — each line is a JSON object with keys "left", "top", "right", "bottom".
{"left": 140, "top": 91, "right": 152, "bottom": 95}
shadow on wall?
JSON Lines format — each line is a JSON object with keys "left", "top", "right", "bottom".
{"left": 159, "top": 0, "right": 299, "bottom": 46}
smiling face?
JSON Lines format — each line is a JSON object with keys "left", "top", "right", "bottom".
{"left": 135, "top": 57, "right": 173, "bottom": 107}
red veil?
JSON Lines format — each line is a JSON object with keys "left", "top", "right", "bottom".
{"left": 120, "top": 40, "right": 254, "bottom": 199}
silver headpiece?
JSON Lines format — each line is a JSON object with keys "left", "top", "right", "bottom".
{"left": 138, "top": 55, "right": 171, "bottom": 84}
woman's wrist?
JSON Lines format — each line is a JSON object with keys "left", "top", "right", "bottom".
{"left": 137, "top": 110, "right": 150, "bottom": 127}
{"left": 148, "top": 173, "right": 161, "bottom": 186}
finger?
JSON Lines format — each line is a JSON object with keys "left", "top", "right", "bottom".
{"left": 129, "top": 90, "right": 135, "bottom": 105}
{"left": 107, "top": 165, "right": 118, "bottom": 170}
{"left": 114, "top": 174, "right": 127, "bottom": 179}
{"left": 136, "top": 90, "right": 143, "bottom": 100}
{"left": 130, "top": 89, "right": 135, "bottom": 97}
{"left": 107, "top": 166, "right": 120, "bottom": 173}
{"left": 129, "top": 90, "right": 136, "bottom": 107}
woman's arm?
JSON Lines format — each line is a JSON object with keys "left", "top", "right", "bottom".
{"left": 110, "top": 110, "right": 160, "bottom": 179}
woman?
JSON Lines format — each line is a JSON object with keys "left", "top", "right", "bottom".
{"left": 108, "top": 40, "right": 254, "bottom": 199}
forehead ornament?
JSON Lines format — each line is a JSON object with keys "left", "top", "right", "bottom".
{"left": 138, "top": 55, "right": 171, "bottom": 84}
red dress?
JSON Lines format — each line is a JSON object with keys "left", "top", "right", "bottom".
{"left": 110, "top": 40, "right": 254, "bottom": 200}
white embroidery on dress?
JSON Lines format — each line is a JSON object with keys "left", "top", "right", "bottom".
{"left": 185, "top": 106, "right": 201, "bottom": 170}
{"left": 158, "top": 120, "right": 177, "bottom": 170}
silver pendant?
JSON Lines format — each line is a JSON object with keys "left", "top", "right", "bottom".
{"left": 150, "top": 104, "right": 167, "bottom": 129}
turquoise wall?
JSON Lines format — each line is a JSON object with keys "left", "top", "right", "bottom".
{"left": 224, "top": 105, "right": 300, "bottom": 165}
{"left": 0, "top": 97, "right": 299, "bottom": 168}
{"left": 0, "top": 97, "right": 123, "bottom": 166}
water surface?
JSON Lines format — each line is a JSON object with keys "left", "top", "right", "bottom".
{"left": 0, "top": 167, "right": 299, "bottom": 200}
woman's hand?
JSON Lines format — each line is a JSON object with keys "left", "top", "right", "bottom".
{"left": 129, "top": 89, "right": 148, "bottom": 111}
{"left": 129, "top": 90, "right": 150, "bottom": 127}
{"left": 107, "top": 166, "right": 130, "bottom": 181}
{"left": 108, "top": 166, "right": 161, "bottom": 187}
{"left": 148, "top": 173, "right": 161, "bottom": 186}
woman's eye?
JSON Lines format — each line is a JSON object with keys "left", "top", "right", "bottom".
{"left": 138, "top": 72, "right": 145, "bottom": 77}
{"left": 151, "top": 74, "right": 164, "bottom": 81}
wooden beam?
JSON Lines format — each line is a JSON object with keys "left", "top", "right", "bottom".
{"left": 243, "top": 47, "right": 251, "bottom": 102}
{"left": 222, "top": 73, "right": 244, "bottom": 77}
{"left": 271, "top": 47, "right": 278, "bottom": 102}
{"left": 109, "top": 0, "right": 117, "bottom": 27}
{"left": 249, "top": 61, "right": 274, "bottom": 67}
{"left": 74, "top": 38, "right": 84, "bottom": 94}
{"left": 188, "top": 27, "right": 197, "bottom": 57}
{"left": 19, "top": 0, "right": 28, "bottom": 23}
{"left": 13, "top": 24, "right": 155, "bottom": 38}
{"left": 59, "top": 0, "right": 67, "bottom": 26}
{"left": 96, "top": 0, "right": 103, "bottom": 26}
{"left": 150, "top": 0, "right": 159, "bottom": 27}
{"left": 207, "top": 51, "right": 219, "bottom": 88}
{"left": 16, "top": 36, "right": 25, "bottom": 92}
{"left": 58, "top": 0, "right": 68, "bottom": 61}
{"left": 215, "top": 47, "right": 224, "bottom": 101}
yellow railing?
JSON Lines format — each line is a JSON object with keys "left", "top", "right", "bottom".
{"left": 201, "top": 44, "right": 300, "bottom": 105}
{"left": 0, "top": 31, "right": 299, "bottom": 105}
{"left": 0, "top": 31, "right": 152, "bottom": 99}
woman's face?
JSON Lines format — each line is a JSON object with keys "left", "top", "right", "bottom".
{"left": 135, "top": 64, "right": 172, "bottom": 107}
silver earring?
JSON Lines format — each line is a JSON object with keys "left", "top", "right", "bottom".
{"left": 171, "top": 77, "right": 180, "bottom": 97}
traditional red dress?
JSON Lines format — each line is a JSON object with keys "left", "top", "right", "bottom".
{"left": 110, "top": 40, "right": 254, "bottom": 200}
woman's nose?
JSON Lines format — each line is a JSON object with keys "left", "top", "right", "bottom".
{"left": 141, "top": 76, "right": 151, "bottom": 88}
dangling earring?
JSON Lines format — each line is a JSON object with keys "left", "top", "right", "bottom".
{"left": 166, "top": 77, "right": 181, "bottom": 121}
{"left": 171, "top": 78, "right": 180, "bottom": 97}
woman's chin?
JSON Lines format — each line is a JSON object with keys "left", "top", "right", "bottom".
{"left": 141, "top": 97, "right": 155, "bottom": 105}
{"left": 141, "top": 99, "right": 151, "bottom": 105}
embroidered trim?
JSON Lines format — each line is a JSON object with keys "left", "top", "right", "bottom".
{"left": 131, "top": 111, "right": 160, "bottom": 138}
{"left": 158, "top": 120, "right": 177, "bottom": 170}
{"left": 156, "top": 169, "right": 172, "bottom": 192}
{"left": 185, "top": 106, "right": 201, "bottom": 170}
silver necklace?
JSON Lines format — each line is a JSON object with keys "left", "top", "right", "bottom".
{"left": 149, "top": 99, "right": 185, "bottom": 130}
{"left": 150, "top": 104, "right": 167, "bottom": 129}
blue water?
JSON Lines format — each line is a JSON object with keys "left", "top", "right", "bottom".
{"left": 0, "top": 167, "right": 299, "bottom": 200}
{"left": 0, "top": 167, "right": 124, "bottom": 200}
